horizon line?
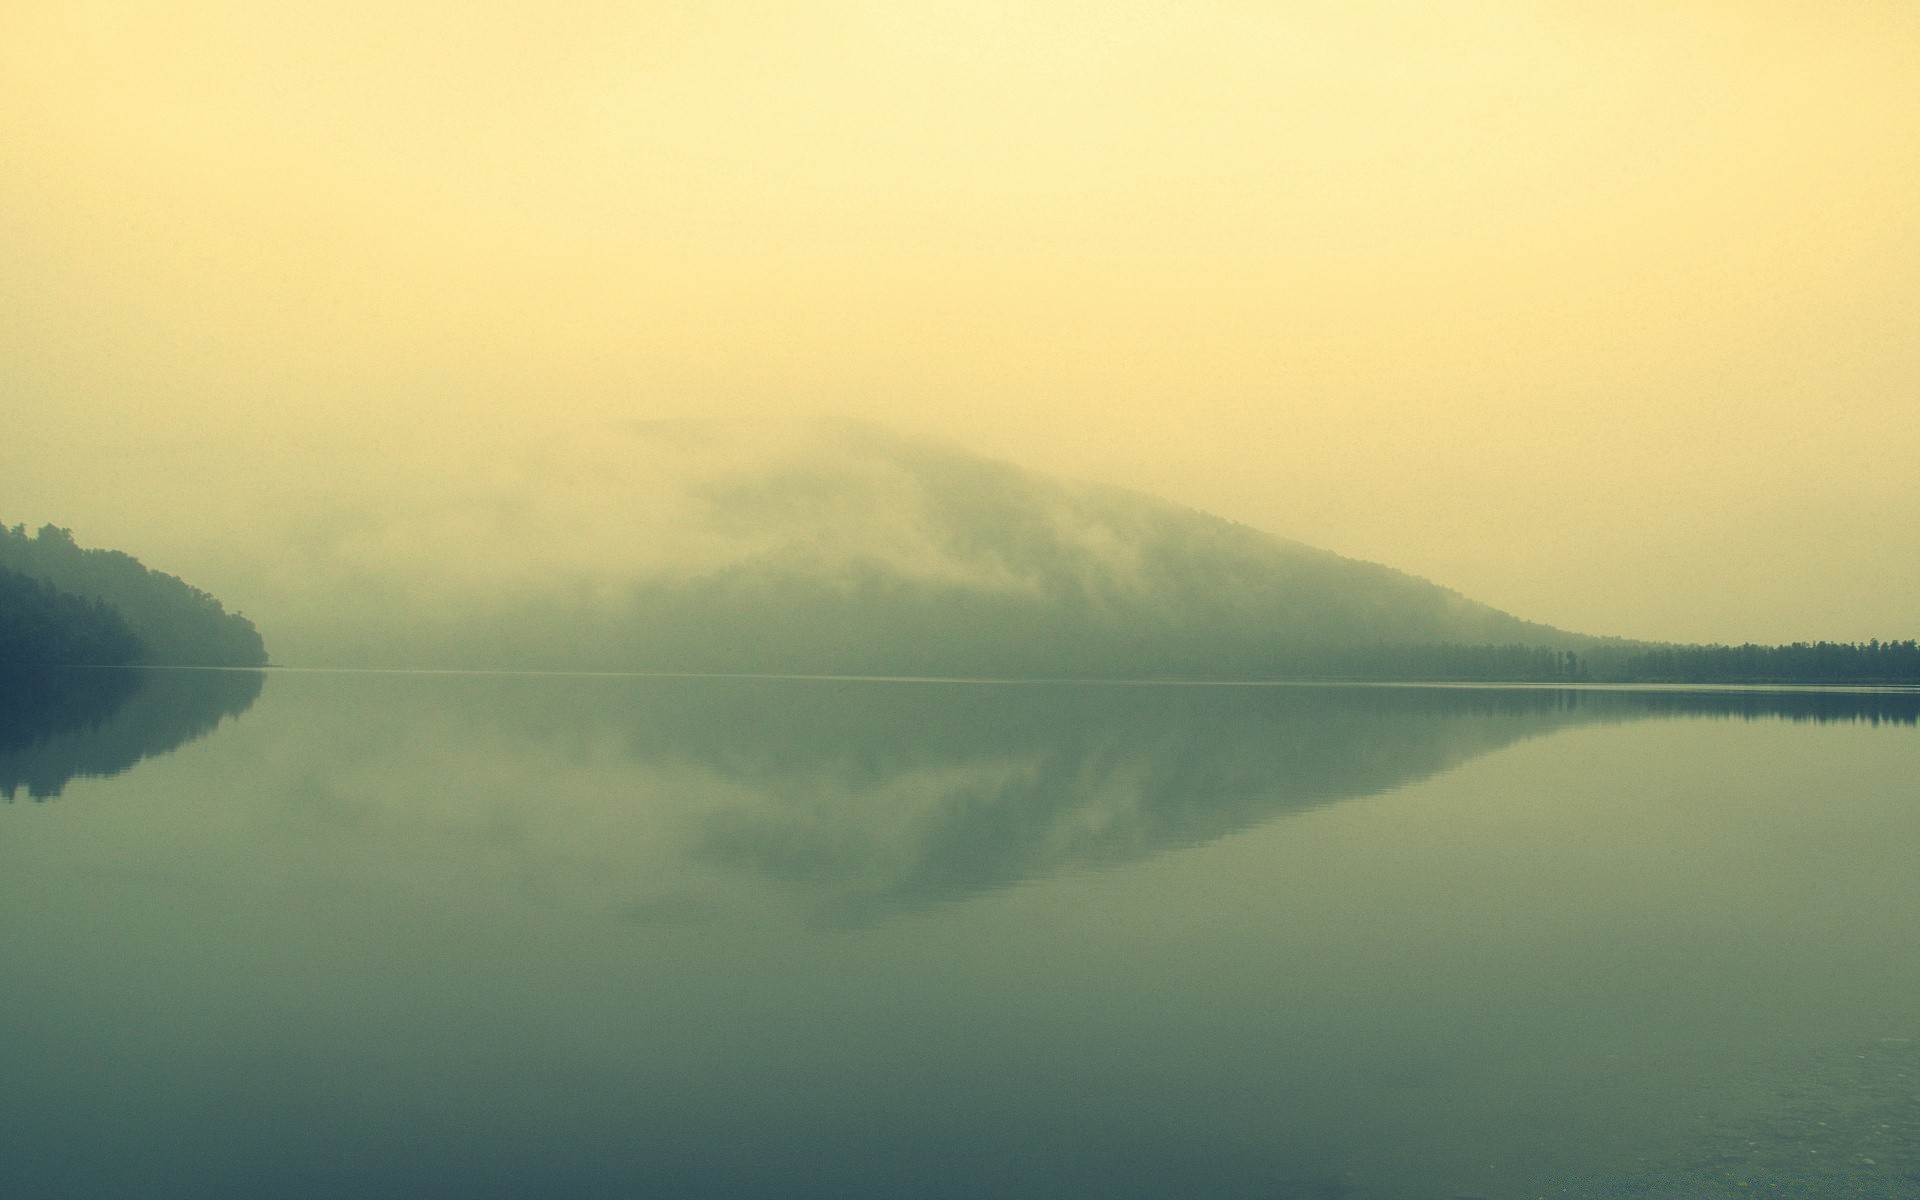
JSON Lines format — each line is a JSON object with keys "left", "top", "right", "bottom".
{"left": 29, "top": 663, "right": 1920, "bottom": 695}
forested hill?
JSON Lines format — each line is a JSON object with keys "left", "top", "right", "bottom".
{"left": 0, "top": 525, "right": 267, "bottom": 667}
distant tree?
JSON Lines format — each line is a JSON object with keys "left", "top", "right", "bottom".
{"left": 1582, "top": 640, "right": 1920, "bottom": 685}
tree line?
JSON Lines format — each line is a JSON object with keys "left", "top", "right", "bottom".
{"left": 1581, "top": 639, "right": 1920, "bottom": 685}
{"left": 1295, "top": 640, "right": 1920, "bottom": 685}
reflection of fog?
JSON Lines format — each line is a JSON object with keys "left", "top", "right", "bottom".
{"left": 465, "top": 679, "right": 1920, "bottom": 925}
{"left": 0, "top": 668, "right": 265, "bottom": 801}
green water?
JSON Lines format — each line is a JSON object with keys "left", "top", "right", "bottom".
{"left": 3, "top": 671, "right": 1917, "bottom": 1198}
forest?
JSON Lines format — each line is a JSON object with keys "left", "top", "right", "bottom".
{"left": 0, "top": 524, "right": 267, "bottom": 667}
{"left": 0, "top": 567, "right": 145, "bottom": 666}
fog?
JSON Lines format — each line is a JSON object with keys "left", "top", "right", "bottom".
{"left": 5, "top": 1, "right": 1918, "bottom": 645}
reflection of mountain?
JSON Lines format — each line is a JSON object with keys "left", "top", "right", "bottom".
{"left": 459, "top": 677, "right": 1920, "bottom": 924}
{"left": 0, "top": 668, "right": 265, "bottom": 801}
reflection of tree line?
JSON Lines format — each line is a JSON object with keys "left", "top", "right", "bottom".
{"left": 1566, "top": 684, "right": 1919, "bottom": 724}
{"left": 1, "top": 668, "right": 264, "bottom": 801}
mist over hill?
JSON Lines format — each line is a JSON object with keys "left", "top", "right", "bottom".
{"left": 260, "top": 421, "right": 1593, "bottom": 676}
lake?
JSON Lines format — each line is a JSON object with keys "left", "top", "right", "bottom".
{"left": 3, "top": 670, "right": 1918, "bottom": 1199}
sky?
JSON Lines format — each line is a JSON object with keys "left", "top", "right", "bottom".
{"left": 4, "top": 0, "right": 1917, "bottom": 645}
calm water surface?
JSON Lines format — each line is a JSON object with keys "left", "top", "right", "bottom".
{"left": 3, "top": 671, "right": 1918, "bottom": 1199}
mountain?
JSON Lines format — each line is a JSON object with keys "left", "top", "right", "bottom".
{"left": 588, "top": 430, "right": 1593, "bottom": 677}
{"left": 0, "top": 524, "right": 268, "bottom": 667}
{"left": 267, "top": 421, "right": 1597, "bottom": 676}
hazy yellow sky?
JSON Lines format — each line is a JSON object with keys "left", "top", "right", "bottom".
{"left": 4, "top": 1, "right": 1917, "bottom": 644}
